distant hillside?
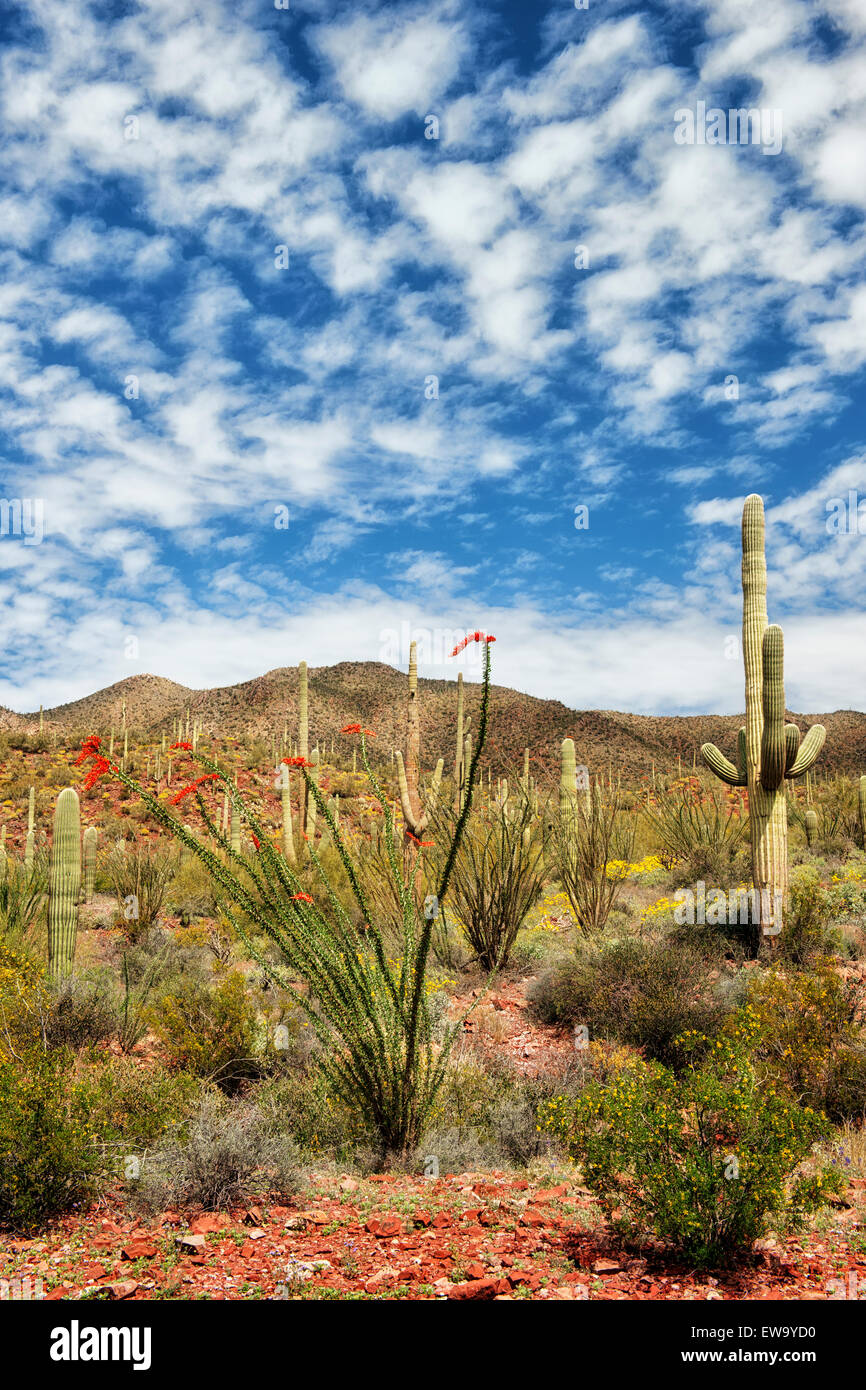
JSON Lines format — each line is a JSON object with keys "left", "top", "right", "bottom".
{"left": 2, "top": 664, "right": 865, "bottom": 779}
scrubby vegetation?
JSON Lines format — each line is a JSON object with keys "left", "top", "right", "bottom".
{"left": 2, "top": 560, "right": 866, "bottom": 1295}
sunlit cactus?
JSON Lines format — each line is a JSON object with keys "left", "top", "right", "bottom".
{"left": 48, "top": 787, "right": 81, "bottom": 979}
{"left": 700, "top": 495, "right": 825, "bottom": 946}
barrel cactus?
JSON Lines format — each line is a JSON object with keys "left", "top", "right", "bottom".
{"left": 48, "top": 787, "right": 81, "bottom": 979}
{"left": 701, "top": 495, "right": 825, "bottom": 946}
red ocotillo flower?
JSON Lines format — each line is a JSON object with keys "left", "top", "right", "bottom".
{"left": 341, "top": 723, "right": 376, "bottom": 736}
{"left": 170, "top": 741, "right": 193, "bottom": 751}
{"left": 405, "top": 831, "right": 434, "bottom": 847}
{"left": 291, "top": 892, "right": 314, "bottom": 904}
{"left": 75, "top": 735, "right": 101, "bottom": 766}
{"left": 283, "top": 756, "right": 313, "bottom": 768}
{"left": 449, "top": 630, "right": 496, "bottom": 656}
{"left": 251, "top": 833, "right": 260, "bottom": 850}
{"left": 82, "top": 757, "right": 113, "bottom": 790}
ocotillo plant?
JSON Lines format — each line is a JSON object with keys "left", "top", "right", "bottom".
{"left": 48, "top": 788, "right": 81, "bottom": 979}
{"left": 700, "top": 495, "right": 825, "bottom": 947}
{"left": 82, "top": 827, "right": 97, "bottom": 902}
{"left": 75, "top": 630, "right": 497, "bottom": 1156}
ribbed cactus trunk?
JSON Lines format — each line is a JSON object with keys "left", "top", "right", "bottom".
{"left": 298, "top": 661, "right": 309, "bottom": 833}
{"left": 559, "top": 738, "right": 579, "bottom": 873}
{"left": 48, "top": 788, "right": 81, "bottom": 980}
{"left": 701, "top": 495, "right": 825, "bottom": 953}
{"left": 281, "top": 778, "right": 296, "bottom": 863}
{"left": 82, "top": 827, "right": 97, "bottom": 902}
{"left": 859, "top": 775, "right": 866, "bottom": 848}
{"left": 230, "top": 790, "right": 241, "bottom": 854}
{"left": 804, "top": 808, "right": 818, "bottom": 847}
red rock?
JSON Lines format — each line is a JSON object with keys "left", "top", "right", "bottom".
{"left": 478, "top": 1210, "right": 497, "bottom": 1226}
{"left": 532, "top": 1185, "right": 567, "bottom": 1202}
{"left": 190, "top": 1214, "right": 228, "bottom": 1235}
{"left": 108, "top": 1279, "right": 139, "bottom": 1299}
{"left": 431, "top": 1212, "right": 452, "bottom": 1228}
{"left": 366, "top": 1215, "right": 403, "bottom": 1238}
{"left": 465, "top": 1262, "right": 486, "bottom": 1280}
{"left": 364, "top": 1269, "right": 397, "bottom": 1292}
{"left": 413, "top": 1209, "right": 432, "bottom": 1227}
{"left": 448, "top": 1278, "right": 500, "bottom": 1300}
{"left": 592, "top": 1259, "right": 621, "bottom": 1274}
{"left": 121, "top": 1239, "right": 158, "bottom": 1261}
{"left": 80, "top": 1264, "right": 107, "bottom": 1281}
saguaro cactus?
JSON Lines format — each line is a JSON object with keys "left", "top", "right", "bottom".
{"left": 395, "top": 640, "right": 443, "bottom": 838}
{"left": 701, "top": 495, "right": 825, "bottom": 945}
{"left": 804, "top": 808, "right": 818, "bottom": 848}
{"left": 859, "top": 775, "right": 866, "bottom": 847}
{"left": 83, "top": 826, "right": 98, "bottom": 902}
{"left": 48, "top": 788, "right": 81, "bottom": 979}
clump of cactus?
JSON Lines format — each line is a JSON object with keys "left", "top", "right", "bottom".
{"left": 701, "top": 495, "right": 825, "bottom": 947}
{"left": 48, "top": 787, "right": 81, "bottom": 979}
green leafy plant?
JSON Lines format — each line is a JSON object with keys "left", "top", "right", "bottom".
{"left": 541, "top": 1020, "right": 837, "bottom": 1265}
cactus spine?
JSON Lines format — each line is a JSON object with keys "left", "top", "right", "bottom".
{"left": 83, "top": 826, "right": 97, "bottom": 902}
{"left": 701, "top": 495, "right": 825, "bottom": 946}
{"left": 48, "top": 788, "right": 81, "bottom": 979}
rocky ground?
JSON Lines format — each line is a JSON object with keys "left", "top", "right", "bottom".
{"left": 3, "top": 1167, "right": 865, "bottom": 1302}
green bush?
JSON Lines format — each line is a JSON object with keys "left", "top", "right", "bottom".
{"left": 0, "top": 1048, "right": 108, "bottom": 1231}
{"left": 85, "top": 1057, "right": 202, "bottom": 1152}
{"left": 147, "top": 969, "right": 266, "bottom": 1091}
{"left": 44, "top": 972, "right": 118, "bottom": 1050}
{"left": 541, "top": 1023, "right": 838, "bottom": 1266}
{"left": 528, "top": 937, "right": 731, "bottom": 1066}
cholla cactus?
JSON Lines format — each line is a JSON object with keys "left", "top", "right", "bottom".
{"left": 83, "top": 826, "right": 98, "bottom": 902}
{"left": 48, "top": 788, "right": 81, "bottom": 979}
{"left": 701, "top": 496, "right": 825, "bottom": 944}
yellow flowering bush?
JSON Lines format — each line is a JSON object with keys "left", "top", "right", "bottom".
{"left": 540, "top": 1022, "right": 839, "bottom": 1265}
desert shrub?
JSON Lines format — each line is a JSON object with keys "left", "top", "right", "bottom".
{"left": 778, "top": 866, "right": 840, "bottom": 965}
{"left": 105, "top": 842, "right": 176, "bottom": 939}
{"left": 133, "top": 1092, "right": 302, "bottom": 1212}
{"left": 736, "top": 965, "right": 866, "bottom": 1120}
{"left": 164, "top": 854, "right": 218, "bottom": 925}
{"left": 43, "top": 971, "right": 118, "bottom": 1050}
{"left": 528, "top": 937, "right": 731, "bottom": 1066}
{"left": 436, "top": 796, "right": 544, "bottom": 971}
{"left": 0, "top": 1048, "right": 109, "bottom": 1230}
{"left": 541, "top": 1024, "right": 838, "bottom": 1266}
{"left": 85, "top": 1058, "right": 202, "bottom": 1153}
{"left": 147, "top": 969, "right": 266, "bottom": 1091}
{"left": 0, "top": 854, "right": 48, "bottom": 948}
{"left": 253, "top": 1069, "right": 373, "bottom": 1160}
{"left": 552, "top": 790, "right": 636, "bottom": 934}
{"left": 643, "top": 780, "right": 747, "bottom": 879}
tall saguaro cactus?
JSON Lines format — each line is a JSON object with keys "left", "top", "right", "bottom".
{"left": 396, "top": 640, "right": 443, "bottom": 839}
{"left": 859, "top": 775, "right": 866, "bottom": 848}
{"left": 701, "top": 495, "right": 825, "bottom": 945}
{"left": 82, "top": 827, "right": 98, "bottom": 902}
{"left": 48, "top": 788, "right": 81, "bottom": 979}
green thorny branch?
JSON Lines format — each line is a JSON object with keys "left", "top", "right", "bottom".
{"left": 78, "top": 634, "right": 495, "bottom": 1157}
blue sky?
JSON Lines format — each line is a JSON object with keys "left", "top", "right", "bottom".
{"left": 0, "top": 0, "right": 864, "bottom": 716}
